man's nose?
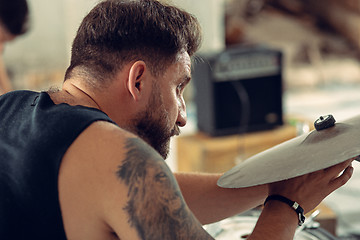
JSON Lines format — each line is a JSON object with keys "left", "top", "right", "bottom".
{"left": 176, "top": 98, "right": 187, "bottom": 127}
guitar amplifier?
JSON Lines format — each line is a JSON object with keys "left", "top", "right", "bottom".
{"left": 192, "top": 45, "right": 283, "bottom": 136}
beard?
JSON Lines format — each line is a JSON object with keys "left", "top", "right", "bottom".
{"left": 130, "top": 89, "right": 180, "bottom": 159}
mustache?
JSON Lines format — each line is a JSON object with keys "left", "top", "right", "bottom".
{"left": 171, "top": 125, "right": 181, "bottom": 137}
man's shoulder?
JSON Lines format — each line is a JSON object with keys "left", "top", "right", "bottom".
{"left": 63, "top": 120, "right": 163, "bottom": 172}
{"left": 70, "top": 120, "right": 132, "bottom": 157}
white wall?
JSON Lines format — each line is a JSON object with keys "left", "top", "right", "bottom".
{"left": 3, "top": 0, "right": 99, "bottom": 88}
{"left": 3, "top": 0, "right": 225, "bottom": 81}
{"left": 175, "top": 0, "right": 225, "bottom": 53}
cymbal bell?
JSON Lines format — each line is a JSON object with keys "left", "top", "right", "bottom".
{"left": 217, "top": 115, "right": 360, "bottom": 188}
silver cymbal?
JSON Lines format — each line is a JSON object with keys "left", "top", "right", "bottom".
{"left": 217, "top": 115, "right": 360, "bottom": 188}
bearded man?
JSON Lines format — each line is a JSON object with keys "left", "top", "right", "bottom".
{"left": 0, "top": 0, "right": 354, "bottom": 239}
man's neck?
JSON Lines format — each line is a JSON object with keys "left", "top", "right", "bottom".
{"left": 49, "top": 79, "right": 101, "bottom": 110}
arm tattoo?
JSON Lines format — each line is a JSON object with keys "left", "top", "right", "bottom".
{"left": 117, "top": 138, "right": 213, "bottom": 240}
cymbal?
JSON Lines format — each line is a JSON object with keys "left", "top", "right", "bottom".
{"left": 217, "top": 115, "right": 360, "bottom": 188}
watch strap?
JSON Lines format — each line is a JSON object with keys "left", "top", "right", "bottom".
{"left": 264, "top": 194, "right": 305, "bottom": 226}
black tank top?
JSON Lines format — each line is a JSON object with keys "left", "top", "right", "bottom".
{"left": 0, "top": 90, "right": 115, "bottom": 239}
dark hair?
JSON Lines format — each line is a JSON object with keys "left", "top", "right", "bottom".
{"left": 64, "top": 0, "right": 202, "bottom": 85}
{"left": 0, "top": 0, "right": 29, "bottom": 35}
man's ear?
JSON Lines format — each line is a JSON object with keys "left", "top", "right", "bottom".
{"left": 127, "top": 61, "right": 147, "bottom": 101}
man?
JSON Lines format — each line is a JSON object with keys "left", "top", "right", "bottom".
{"left": 0, "top": 0, "right": 354, "bottom": 239}
{"left": 0, "top": 0, "right": 29, "bottom": 94}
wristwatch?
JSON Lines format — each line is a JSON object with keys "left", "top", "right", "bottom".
{"left": 264, "top": 195, "right": 306, "bottom": 226}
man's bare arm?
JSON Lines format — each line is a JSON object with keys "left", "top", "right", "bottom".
{"left": 175, "top": 172, "right": 268, "bottom": 224}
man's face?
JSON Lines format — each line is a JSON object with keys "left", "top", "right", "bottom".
{"left": 132, "top": 52, "right": 191, "bottom": 159}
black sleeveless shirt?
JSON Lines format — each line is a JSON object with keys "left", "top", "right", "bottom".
{"left": 0, "top": 90, "right": 115, "bottom": 239}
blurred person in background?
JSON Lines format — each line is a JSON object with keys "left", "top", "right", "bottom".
{"left": 0, "top": 0, "right": 29, "bottom": 94}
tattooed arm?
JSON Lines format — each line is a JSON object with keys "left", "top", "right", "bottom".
{"left": 59, "top": 121, "right": 214, "bottom": 240}
{"left": 58, "top": 121, "right": 353, "bottom": 239}
{"left": 115, "top": 137, "right": 214, "bottom": 239}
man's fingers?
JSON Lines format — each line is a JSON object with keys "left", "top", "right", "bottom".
{"left": 329, "top": 164, "right": 354, "bottom": 191}
{"left": 323, "top": 159, "right": 354, "bottom": 176}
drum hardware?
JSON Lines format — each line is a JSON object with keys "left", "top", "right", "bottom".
{"left": 312, "top": 115, "right": 359, "bottom": 164}
{"left": 314, "top": 115, "right": 336, "bottom": 131}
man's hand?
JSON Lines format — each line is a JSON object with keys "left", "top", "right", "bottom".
{"left": 269, "top": 158, "right": 354, "bottom": 213}
{"left": 248, "top": 158, "right": 354, "bottom": 239}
